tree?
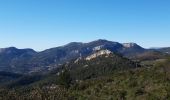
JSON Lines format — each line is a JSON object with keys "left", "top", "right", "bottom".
{"left": 58, "top": 68, "right": 72, "bottom": 88}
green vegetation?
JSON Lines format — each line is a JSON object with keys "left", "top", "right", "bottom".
{"left": 58, "top": 68, "right": 72, "bottom": 88}
{"left": 0, "top": 48, "right": 169, "bottom": 100}
{"left": 0, "top": 58, "right": 170, "bottom": 100}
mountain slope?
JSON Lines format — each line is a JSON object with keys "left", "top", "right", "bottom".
{"left": 0, "top": 47, "right": 37, "bottom": 73}
{"left": 157, "top": 47, "right": 170, "bottom": 54}
{"left": 3, "top": 50, "right": 139, "bottom": 88}
{"left": 66, "top": 50, "right": 140, "bottom": 80}
{"left": 1, "top": 52, "right": 170, "bottom": 100}
{"left": 121, "top": 43, "right": 146, "bottom": 57}
{"left": 131, "top": 50, "right": 169, "bottom": 61}
{"left": 0, "top": 50, "right": 140, "bottom": 88}
{"left": 0, "top": 39, "right": 168, "bottom": 73}
{"left": 26, "top": 39, "right": 144, "bottom": 70}
{"left": 0, "top": 71, "right": 22, "bottom": 86}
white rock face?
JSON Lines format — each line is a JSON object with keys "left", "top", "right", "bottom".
{"left": 74, "top": 57, "right": 82, "bottom": 63}
{"left": 122, "top": 43, "right": 136, "bottom": 48}
{"left": 86, "top": 50, "right": 112, "bottom": 61}
{"left": 93, "top": 45, "right": 104, "bottom": 51}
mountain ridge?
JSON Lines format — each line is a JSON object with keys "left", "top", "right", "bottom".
{"left": 0, "top": 39, "right": 169, "bottom": 73}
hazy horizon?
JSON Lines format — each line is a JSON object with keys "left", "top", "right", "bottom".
{"left": 1, "top": 0, "right": 170, "bottom": 51}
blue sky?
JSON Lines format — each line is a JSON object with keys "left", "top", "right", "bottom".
{"left": 0, "top": 0, "right": 170, "bottom": 51}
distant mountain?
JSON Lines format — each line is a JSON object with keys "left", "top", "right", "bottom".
{"left": 29, "top": 39, "right": 145, "bottom": 68}
{"left": 0, "top": 39, "right": 169, "bottom": 73}
{"left": 131, "top": 50, "right": 169, "bottom": 61}
{"left": 0, "top": 47, "right": 37, "bottom": 73}
{"left": 157, "top": 47, "right": 170, "bottom": 54}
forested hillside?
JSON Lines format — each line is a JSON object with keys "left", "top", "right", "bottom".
{"left": 0, "top": 52, "right": 170, "bottom": 100}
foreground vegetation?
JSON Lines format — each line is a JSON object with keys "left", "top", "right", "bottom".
{"left": 0, "top": 58, "right": 170, "bottom": 100}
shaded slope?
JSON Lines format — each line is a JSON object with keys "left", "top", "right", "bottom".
{"left": 0, "top": 47, "right": 37, "bottom": 73}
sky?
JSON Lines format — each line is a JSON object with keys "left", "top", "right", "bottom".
{"left": 0, "top": 0, "right": 170, "bottom": 51}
